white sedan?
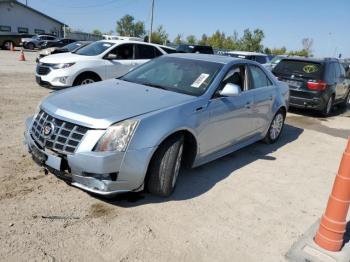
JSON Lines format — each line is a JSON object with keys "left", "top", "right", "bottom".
{"left": 35, "top": 40, "right": 175, "bottom": 88}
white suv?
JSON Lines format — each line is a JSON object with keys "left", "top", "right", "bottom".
{"left": 35, "top": 40, "right": 174, "bottom": 88}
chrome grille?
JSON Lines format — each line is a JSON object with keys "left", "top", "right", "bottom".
{"left": 30, "top": 110, "right": 89, "bottom": 155}
{"left": 36, "top": 64, "right": 50, "bottom": 75}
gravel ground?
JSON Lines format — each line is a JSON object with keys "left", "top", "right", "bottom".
{"left": 0, "top": 50, "right": 350, "bottom": 262}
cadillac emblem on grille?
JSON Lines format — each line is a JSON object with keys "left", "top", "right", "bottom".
{"left": 43, "top": 122, "right": 55, "bottom": 137}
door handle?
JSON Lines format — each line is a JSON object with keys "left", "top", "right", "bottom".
{"left": 195, "top": 104, "right": 208, "bottom": 112}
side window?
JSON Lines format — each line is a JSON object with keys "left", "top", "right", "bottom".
{"left": 327, "top": 63, "right": 336, "bottom": 82}
{"left": 249, "top": 65, "right": 272, "bottom": 89}
{"left": 109, "top": 44, "right": 134, "bottom": 60}
{"left": 218, "top": 65, "right": 246, "bottom": 92}
{"left": 135, "top": 44, "right": 157, "bottom": 59}
{"left": 256, "top": 56, "right": 267, "bottom": 64}
{"left": 334, "top": 63, "right": 341, "bottom": 79}
{"left": 336, "top": 63, "right": 346, "bottom": 78}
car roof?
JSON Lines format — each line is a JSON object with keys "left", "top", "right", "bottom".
{"left": 167, "top": 53, "right": 240, "bottom": 64}
{"left": 280, "top": 57, "right": 339, "bottom": 63}
{"left": 98, "top": 39, "right": 169, "bottom": 48}
{"left": 226, "top": 51, "right": 267, "bottom": 56}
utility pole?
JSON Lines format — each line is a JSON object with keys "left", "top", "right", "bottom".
{"left": 148, "top": 0, "right": 154, "bottom": 43}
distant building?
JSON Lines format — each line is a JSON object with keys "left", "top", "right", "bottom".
{"left": 0, "top": 0, "right": 66, "bottom": 36}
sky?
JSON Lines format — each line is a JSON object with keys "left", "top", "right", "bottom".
{"left": 18, "top": 0, "right": 350, "bottom": 58}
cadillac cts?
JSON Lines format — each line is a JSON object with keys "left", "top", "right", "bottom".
{"left": 24, "top": 54, "right": 289, "bottom": 197}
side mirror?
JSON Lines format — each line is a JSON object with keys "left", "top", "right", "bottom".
{"left": 104, "top": 53, "right": 117, "bottom": 60}
{"left": 219, "top": 83, "right": 241, "bottom": 97}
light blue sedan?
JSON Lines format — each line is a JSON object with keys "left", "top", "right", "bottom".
{"left": 24, "top": 54, "right": 289, "bottom": 197}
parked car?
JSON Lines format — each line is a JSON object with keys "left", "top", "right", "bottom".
{"left": 225, "top": 51, "right": 270, "bottom": 64}
{"left": 36, "top": 41, "right": 92, "bottom": 62}
{"left": 22, "top": 35, "right": 57, "bottom": 50}
{"left": 0, "top": 34, "right": 26, "bottom": 50}
{"left": 35, "top": 40, "right": 175, "bottom": 88}
{"left": 176, "top": 44, "right": 214, "bottom": 54}
{"left": 25, "top": 54, "right": 289, "bottom": 197}
{"left": 273, "top": 57, "right": 350, "bottom": 116}
{"left": 39, "top": 38, "right": 76, "bottom": 49}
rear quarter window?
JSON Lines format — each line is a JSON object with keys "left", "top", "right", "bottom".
{"left": 273, "top": 60, "right": 323, "bottom": 79}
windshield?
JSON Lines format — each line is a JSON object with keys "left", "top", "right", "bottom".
{"left": 121, "top": 56, "right": 223, "bottom": 96}
{"left": 74, "top": 41, "right": 113, "bottom": 56}
{"left": 270, "top": 56, "right": 283, "bottom": 65}
{"left": 63, "top": 42, "right": 86, "bottom": 52}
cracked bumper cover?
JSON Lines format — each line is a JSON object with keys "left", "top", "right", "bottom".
{"left": 24, "top": 117, "right": 155, "bottom": 196}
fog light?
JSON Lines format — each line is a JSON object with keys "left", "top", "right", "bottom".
{"left": 54, "top": 76, "right": 68, "bottom": 84}
{"left": 83, "top": 172, "right": 118, "bottom": 181}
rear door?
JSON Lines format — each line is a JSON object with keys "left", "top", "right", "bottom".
{"left": 134, "top": 43, "right": 162, "bottom": 67}
{"left": 335, "top": 62, "right": 348, "bottom": 100}
{"left": 248, "top": 64, "right": 276, "bottom": 131}
{"left": 104, "top": 43, "right": 135, "bottom": 78}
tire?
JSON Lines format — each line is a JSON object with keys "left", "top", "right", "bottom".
{"left": 321, "top": 95, "right": 334, "bottom": 117}
{"left": 3, "top": 41, "right": 13, "bottom": 50}
{"left": 338, "top": 91, "right": 350, "bottom": 108}
{"left": 73, "top": 74, "right": 100, "bottom": 86}
{"left": 27, "top": 42, "right": 35, "bottom": 50}
{"left": 146, "top": 135, "right": 184, "bottom": 197}
{"left": 263, "top": 109, "right": 285, "bottom": 144}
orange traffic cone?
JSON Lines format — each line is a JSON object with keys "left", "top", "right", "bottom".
{"left": 315, "top": 138, "right": 350, "bottom": 251}
{"left": 19, "top": 49, "right": 26, "bottom": 61}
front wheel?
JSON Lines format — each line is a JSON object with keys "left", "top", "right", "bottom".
{"left": 263, "top": 110, "right": 285, "bottom": 144}
{"left": 146, "top": 135, "right": 184, "bottom": 197}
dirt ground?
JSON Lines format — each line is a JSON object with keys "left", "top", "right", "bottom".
{"left": 0, "top": 50, "right": 350, "bottom": 262}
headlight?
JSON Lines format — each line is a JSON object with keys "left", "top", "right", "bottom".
{"left": 51, "top": 63, "right": 75, "bottom": 69}
{"left": 94, "top": 120, "right": 139, "bottom": 152}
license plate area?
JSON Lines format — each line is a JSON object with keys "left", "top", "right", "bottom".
{"left": 283, "top": 79, "right": 302, "bottom": 89}
{"left": 31, "top": 145, "right": 62, "bottom": 171}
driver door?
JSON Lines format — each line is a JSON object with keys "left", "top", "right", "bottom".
{"left": 199, "top": 64, "right": 257, "bottom": 156}
{"left": 104, "top": 44, "right": 136, "bottom": 78}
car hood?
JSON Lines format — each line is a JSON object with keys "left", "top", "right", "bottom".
{"left": 41, "top": 79, "right": 195, "bottom": 129}
{"left": 39, "top": 52, "right": 94, "bottom": 63}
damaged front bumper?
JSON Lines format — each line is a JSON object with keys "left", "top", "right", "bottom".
{"left": 24, "top": 117, "right": 154, "bottom": 196}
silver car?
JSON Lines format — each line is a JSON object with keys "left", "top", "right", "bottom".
{"left": 24, "top": 54, "right": 289, "bottom": 197}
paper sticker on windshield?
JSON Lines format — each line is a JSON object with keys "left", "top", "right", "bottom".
{"left": 303, "top": 64, "right": 319, "bottom": 74}
{"left": 191, "top": 73, "right": 210, "bottom": 88}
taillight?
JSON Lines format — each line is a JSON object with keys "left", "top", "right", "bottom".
{"left": 307, "top": 80, "right": 327, "bottom": 91}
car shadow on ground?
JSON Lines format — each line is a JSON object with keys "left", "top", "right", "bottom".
{"left": 92, "top": 123, "right": 304, "bottom": 207}
{"left": 289, "top": 104, "right": 350, "bottom": 118}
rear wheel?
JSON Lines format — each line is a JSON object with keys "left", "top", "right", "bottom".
{"left": 3, "top": 41, "right": 13, "bottom": 50}
{"left": 322, "top": 95, "right": 334, "bottom": 117}
{"left": 263, "top": 109, "right": 285, "bottom": 144}
{"left": 146, "top": 135, "right": 184, "bottom": 197}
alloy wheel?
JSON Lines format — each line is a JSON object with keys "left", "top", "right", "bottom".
{"left": 270, "top": 113, "right": 284, "bottom": 140}
{"left": 81, "top": 79, "right": 95, "bottom": 85}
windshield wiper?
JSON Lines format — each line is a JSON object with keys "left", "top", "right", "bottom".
{"left": 139, "top": 82, "right": 168, "bottom": 90}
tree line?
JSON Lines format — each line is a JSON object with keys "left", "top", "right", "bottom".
{"left": 91, "top": 14, "right": 313, "bottom": 57}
